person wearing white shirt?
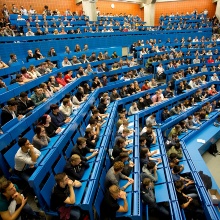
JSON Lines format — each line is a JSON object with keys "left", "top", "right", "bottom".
{"left": 17, "top": 15, "right": 25, "bottom": 21}
{"left": 192, "top": 36, "right": 199, "bottom": 42}
{"left": 128, "top": 102, "right": 139, "bottom": 115}
{"left": 188, "top": 78, "right": 198, "bottom": 88}
{"left": 146, "top": 114, "right": 157, "bottom": 126}
{"left": 20, "top": 6, "right": 28, "bottom": 15}
{"left": 62, "top": 57, "right": 72, "bottom": 67}
{"left": 14, "top": 137, "right": 41, "bottom": 182}
{"left": 210, "top": 73, "right": 219, "bottom": 82}
{"left": 206, "top": 50, "right": 213, "bottom": 56}
{"left": 59, "top": 98, "right": 73, "bottom": 117}
{"left": 26, "top": 28, "right": 35, "bottom": 36}
{"left": 156, "top": 63, "right": 165, "bottom": 80}
{"left": 193, "top": 56, "right": 200, "bottom": 64}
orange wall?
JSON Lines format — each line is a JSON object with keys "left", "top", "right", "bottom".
{"left": 97, "top": 1, "right": 144, "bottom": 21}
{"left": 2, "top": 0, "right": 83, "bottom": 16}
{"left": 155, "top": 0, "right": 216, "bottom": 25}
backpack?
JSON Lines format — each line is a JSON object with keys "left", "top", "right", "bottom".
{"left": 198, "top": 171, "right": 212, "bottom": 190}
{"left": 208, "top": 143, "right": 218, "bottom": 155}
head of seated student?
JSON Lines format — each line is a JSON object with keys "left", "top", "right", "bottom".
{"left": 174, "top": 179, "right": 185, "bottom": 192}
{"left": 172, "top": 165, "right": 182, "bottom": 174}
{"left": 70, "top": 154, "right": 82, "bottom": 166}
{"left": 140, "top": 148, "right": 149, "bottom": 160}
{"left": 88, "top": 118, "right": 98, "bottom": 128}
{"left": 122, "top": 119, "right": 129, "bottom": 128}
{"left": 117, "top": 152, "right": 129, "bottom": 163}
{"left": 121, "top": 128, "right": 130, "bottom": 138}
{"left": 14, "top": 74, "right": 24, "bottom": 84}
{"left": 109, "top": 184, "right": 121, "bottom": 200}
{"left": 76, "top": 137, "right": 87, "bottom": 149}
{"left": 85, "top": 128, "right": 94, "bottom": 138}
{"left": 35, "top": 125, "right": 47, "bottom": 139}
{"left": 50, "top": 104, "right": 60, "bottom": 115}
{"left": 6, "top": 100, "right": 18, "bottom": 113}
{"left": 62, "top": 98, "right": 71, "bottom": 108}
{"left": 40, "top": 114, "right": 51, "bottom": 125}
{"left": 115, "top": 138, "right": 126, "bottom": 149}
{"left": 113, "top": 161, "right": 124, "bottom": 174}
{"left": 142, "top": 177, "right": 153, "bottom": 190}
{"left": 146, "top": 161, "right": 156, "bottom": 171}
{"left": 0, "top": 178, "right": 17, "bottom": 199}
{"left": 18, "top": 137, "right": 32, "bottom": 152}
{"left": 139, "top": 137, "right": 147, "bottom": 148}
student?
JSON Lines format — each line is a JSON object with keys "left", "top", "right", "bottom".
{"left": 175, "top": 180, "right": 205, "bottom": 220}
{"left": 112, "top": 137, "right": 132, "bottom": 158}
{"left": 50, "top": 173, "right": 82, "bottom": 220}
{"left": 63, "top": 154, "right": 89, "bottom": 181}
{"left": 167, "top": 142, "right": 183, "bottom": 159}
{"left": 105, "top": 161, "right": 134, "bottom": 190}
{"left": 1, "top": 100, "right": 23, "bottom": 126}
{"left": 32, "top": 125, "right": 50, "bottom": 150}
{"left": 142, "top": 161, "right": 158, "bottom": 183}
{"left": 71, "top": 137, "right": 98, "bottom": 161}
{"left": 128, "top": 102, "right": 139, "bottom": 115}
{"left": 141, "top": 178, "right": 170, "bottom": 218}
{"left": 100, "top": 185, "right": 128, "bottom": 220}
{"left": 145, "top": 113, "right": 157, "bottom": 126}
{"left": 14, "top": 138, "right": 41, "bottom": 181}
{"left": 49, "top": 104, "right": 71, "bottom": 127}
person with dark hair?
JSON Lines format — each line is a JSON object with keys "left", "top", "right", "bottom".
{"left": 56, "top": 72, "right": 67, "bottom": 87}
{"left": 47, "top": 47, "right": 57, "bottom": 57}
{"left": 168, "top": 153, "right": 184, "bottom": 171}
{"left": 172, "top": 166, "right": 196, "bottom": 194}
{"left": 141, "top": 178, "right": 170, "bottom": 218}
{"left": 161, "top": 107, "right": 170, "bottom": 121}
{"left": 143, "top": 93, "right": 153, "bottom": 107}
{"left": 110, "top": 89, "right": 121, "bottom": 102}
{"left": 97, "top": 98, "right": 107, "bottom": 114}
{"left": 71, "top": 137, "right": 98, "bottom": 161}
{"left": 17, "top": 92, "right": 35, "bottom": 115}
{"left": 59, "top": 98, "right": 73, "bottom": 117}
{"left": 1, "top": 100, "right": 23, "bottom": 126}
{"left": 32, "top": 125, "right": 50, "bottom": 150}
{"left": 142, "top": 161, "right": 158, "bottom": 182}
{"left": 8, "top": 53, "right": 17, "bottom": 66}
{"left": 40, "top": 114, "right": 62, "bottom": 137}
{"left": 0, "top": 178, "right": 41, "bottom": 220}
{"left": 100, "top": 185, "right": 128, "bottom": 220}
{"left": 84, "top": 128, "right": 97, "bottom": 149}
{"left": 34, "top": 48, "right": 44, "bottom": 60}
{"left": 105, "top": 161, "right": 134, "bottom": 190}
{"left": 175, "top": 180, "right": 205, "bottom": 220}
{"left": 167, "top": 142, "right": 183, "bottom": 159}
{"left": 145, "top": 114, "right": 157, "bottom": 126}
{"left": 10, "top": 74, "right": 25, "bottom": 85}
{"left": 64, "top": 154, "right": 89, "bottom": 181}
{"left": 140, "top": 125, "right": 156, "bottom": 148}
{"left": 49, "top": 104, "right": 71, "bottom": 127}
{"left": 14, "top": 138, "right": 41, "bottom": 181}
{"left": 112, "top": 138, "right": 132, "bottom": 159}
{"left": 50, "top": 172, "right": 82, "bottom": 220}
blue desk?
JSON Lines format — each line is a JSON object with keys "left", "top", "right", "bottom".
{"left": 155, "top": 183, "right": 169, "bottom": 203}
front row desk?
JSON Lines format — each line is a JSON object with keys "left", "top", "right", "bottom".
{"left": 1, "top": 78, "right": 220, "bottom": 219}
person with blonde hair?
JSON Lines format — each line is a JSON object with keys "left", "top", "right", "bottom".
{"left": 64, "top": 154, "right": 89, "bottom": 181}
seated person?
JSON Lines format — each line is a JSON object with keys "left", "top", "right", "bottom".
{"left": 92, "top": 76, "right": 103, "bottom": 90}
{"left": 142, "top": 161, "right": 158, "bottom": 183}
{"left": 59, "top": 98, "right": 73, "bottom": 117}
{"left": 100, "top": 185, "right": 128, "bottom": 219}
{"left": 140, "top": 125, "right": 157, "bottom": 147}
{"left": 161, "top": 107, "right": 170, "bottom": 121}
{"left": 1, "top": 100, "right": 23, "bottom": 126}
{"left": 170, "top": 105, "right": 181, "bottom": 116}
{"left": 141, "top": 81, "right": 151, "bottom": 91}
{"left": 175, "top": 180, "right": 205, "bottom": 220}
{"left": 151, "top": 91, "right": 163, "bottom": 104}
{"left": 56, "top": 72, "right": 67, "bottom": 87}
{"left": 167, "top": 142, "right": 183, "bottom": 159}
{"left": 112, "top": 137, "right": 132, "bottom": 159}
{"left": 31, "top": 87, "right": 47, "bottom": 106}
{"left": 40, "top": 114, "right": 62, "bottom": 137}
{"left": 144, "top": 93, "right": 153, "bottom": 107}
{"left": 115, "top": 129, "right": 133, "bottom": 146}
{"left": 185, "top": 116, "right": 200, "bottom": 130}
{"left": 73, "top": 87, "right": 88, "bottom": 104}
{"left": 76, "top": 66, "right": 87, "bottom": 78}
{"left": 146, "top": 113, "right": 157, "bottom": 126}
{"left": 32, "top": 125, "right": 50, "bottom": 150}
{"left": 64, "top": 70, "right": 76, "bottom": 83}
{"left": 156, "top": 63, "right": 165, "bottom": 80}
{"left": 63, "top": 154, "right": 89, "bottom": 181}
{"left": 50, "top": 173, "right": 82, "bottom": 220}
{"left": 10, "top": 74, "right": 25, "bottom": 85}
{"left": 169, "top": 153, "right": 184, "bottom": 172}
{"left": 49, "top": 76, "right": 63, "bottom": 91}
{"left": 84, "top": 128, "right": 97, "bottom": 149}
{"left": 110, "top": 88, "right": 121, "bottom": 102}
{"left": 49, "top": 104, "right": 71, "bottom": 127}
{"left": 62, "top": 57, "right": 72, "bottom": 67}
{"left": 141, "top": 178, "right": 170, "bottom": 218}
{"left": 86, "top": 118, "right": 102, "bottom": 137}
{"left": 14, "top": 138, "right": 41, "bottom": 181}
{"left": 128, "top": 102, "right": 139, "bottom": 115}
{"left": 168, "top": 124, "right": 182, "bottom": 138}
{"left": 0, "top": 178, "right": 40, "bottom": 220}
{"left": 172, "top": 165, "right": 196, "bottom": 194}
{"left": 163, "top": 87, "right": 174, "bottom": 98}
{"left": 119, "top": 86, "right": 130, "bottom": 98}
{"left": 0, "top": 60, "right": 8, "bottom": 69}
{"left": 0, "top": 77, "right": 6, "bottom": 88}
{"left": 98, "top": 98, "right": 107, "bottom": 114}
{"left": 113, "top": 152, "right": 134, "bottom": 177}
{"left": 137, "top": 97, "right": 146, "bottom": 110}
{"left": 105, "top": 161, "right": 134, "bottom": 190}
{"left": 71, "top": 137, "right": 98, "bottom": 161}
{"left": 118, "top": 120, "right": 134, "bottom": 135}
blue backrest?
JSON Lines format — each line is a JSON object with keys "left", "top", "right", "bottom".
{"left": 40, "top": 173, "right": 55, "bottom": 209}
{"left": 94, "top": 187, "right": 104, "bottom": 218}
{"left": 54, "top": 155, "right": 66, "bottom": 174}
{"left": 4, "top": 143, "right": 20, "bottom": 169}
{"left": 1, "top": 118, "right": 19, "bottom": 133}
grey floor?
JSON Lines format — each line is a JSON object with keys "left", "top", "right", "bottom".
{"left": 202, "top": 139, "right": 220, "bottom": 189}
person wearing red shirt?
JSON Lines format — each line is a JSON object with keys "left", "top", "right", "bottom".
{"left": 141, "top": 81, "right": 150, "bottom": 91}
{"left": 56, "top": 72, "right": 67, "bottom": 87}
{"left": 209, "top": 84, "right": 218, "bottom": 96}
{"left": 64, "top": 70, "right": 76, "bottom": 84}
{"left": 207, "top": 56, "right": 214, "bottom": 64}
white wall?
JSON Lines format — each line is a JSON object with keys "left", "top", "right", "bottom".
{"left": 144, "top": 3, "right": 155, "bottom": 26}
{"left": 216, "top": 0, "right": 220, "bottom": 20}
